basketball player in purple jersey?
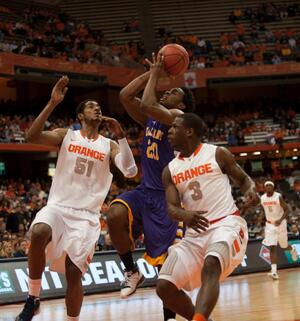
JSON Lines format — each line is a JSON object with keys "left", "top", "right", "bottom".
{"left": 107, "top": 54, "right": 195, "bottom": 320}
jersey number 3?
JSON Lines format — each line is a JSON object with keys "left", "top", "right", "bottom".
{"left": 74, "top": 157, "right": 94, "bottom": 177}
{"left": 188, "top": 181, "right": 202, "bottom": 201}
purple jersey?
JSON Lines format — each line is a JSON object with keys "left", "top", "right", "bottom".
{"left": 141, "top": 118, "right": 174, "bottom": 190}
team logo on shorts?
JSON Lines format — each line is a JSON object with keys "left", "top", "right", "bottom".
{"left": 0, "top": 271, "right": 15, "bottom": 294}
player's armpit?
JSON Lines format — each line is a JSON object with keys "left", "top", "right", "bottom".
{"left": 26, "top": 128, "right": 67, "bottom": 146}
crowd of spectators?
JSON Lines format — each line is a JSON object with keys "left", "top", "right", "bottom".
{"left": 0, "top": 6, "right": 144, "bottom": 68}
{"left": 1, "top": 99, "right": 299, "bottom": 147}
{"left": 1, "top": 168, "right": 300, "bottom": 258}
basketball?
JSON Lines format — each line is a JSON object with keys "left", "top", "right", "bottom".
{"left": 158, "top": 44, "right": 189, "bottom": 76}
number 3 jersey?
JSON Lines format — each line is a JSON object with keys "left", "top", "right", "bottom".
{"left": 168, "top": 143, "right": 238, "bottom": 222}
{"left": 47, "top": 129, "right": 113, "bottom": 213}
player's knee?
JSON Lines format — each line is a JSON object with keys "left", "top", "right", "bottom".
{"left": 202, "top": 256, "right": 222, "bottom": 278}
{"left": 65, "top": 258, "right": 82, "bottom": 283}
{"left": 156, "top": 279, "right": 176, "bottom": 302}
{"left": 107, "top": 203, "right": 128, "bottom": 228}
{"left": 31, "top": 223, "right": 52, "bottom": 245}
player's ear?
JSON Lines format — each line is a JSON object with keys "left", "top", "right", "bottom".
{"left": 176, "top": 102, "right": 186, "bottom": 110}
{"left": 77, "top": 113, "right": 84, "bottom": 122}
{"left": 185, "top": 127, "right": 193, "bottom": 137}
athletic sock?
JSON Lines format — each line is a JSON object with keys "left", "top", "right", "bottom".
{"left": 28, "top": 278, "right": 41, "bottom": 297}
{"left": 120, "top": 251, "right": 135, "bottom": 271}
{"left": 193, "top": 313, "right": 207, "bottom": 321}
{"left": 163, "top": 307, "right": 176, "bottom": 320}
{"left": 67, "top": 316, "right": 79, "bottom": 321}
{"left": 271, "top": 264, "right": 277, "bottom": 274}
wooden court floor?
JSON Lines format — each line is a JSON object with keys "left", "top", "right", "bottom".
{"left": 2, "top": 268, "right": 300, "bottom": 321}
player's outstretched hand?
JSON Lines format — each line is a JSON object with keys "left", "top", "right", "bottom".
{"left": 244, "top": 189, "right": 260, "bottom": 208}
{"left": 50, "top": 75, "right": 69, "bottom": 105}
{"left": 145, "top": 52, "right": 168, "bottom": 78}
{"left": 102, "top": 116, "right": 125, "bottom": 139}
{"left": 184, "top": 210, "right": 209, "bottom": 233}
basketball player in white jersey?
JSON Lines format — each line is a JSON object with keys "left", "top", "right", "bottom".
{"left": 15, "top": 76, "right": 137, "bottom": 321}
{"left": 261, "top": 181, "right": 298, "bottom": 280}
{"left": 156, "top": 113, "right": 260, "bottom": 321}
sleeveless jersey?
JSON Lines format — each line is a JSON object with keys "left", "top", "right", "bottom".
{"left": 141, "top": 118, "right": 174, "bottom": 190}
{"left": 168, "top": 143, "right": 238, "bottom": 221}
{"left": 261, "top": 192, "right": 284, "bottom": 222}
{"left": 47, "top": 129, "right": 113, "bottom": 213}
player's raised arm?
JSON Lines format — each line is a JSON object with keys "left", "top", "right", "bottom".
{"left": 26, "top": 76, "right": 69, "bottom": 146}
{"left": 103, "top": 116, "right": 138, "bottom": 178}
{"left": 119, "top": 71, "right": 151, "bottom": 127}
{"left": 141, "top": 53, "right": 183, "bottom": 126}
{"left": 216, "top": 146, "right": 260, "bottom": 208}
{"left": 162, "top": 166, "right": 209, "bottom": 233}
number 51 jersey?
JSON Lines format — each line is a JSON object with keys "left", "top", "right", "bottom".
{"left": 168, "top": 143, "right": 238, "bottom": 222}
{"left": 47, "top": 129, "right": 113, "bottom": 213}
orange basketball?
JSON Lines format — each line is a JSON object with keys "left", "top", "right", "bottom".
{"left": 158, "top": 44, "right": 189, "bottom": 76}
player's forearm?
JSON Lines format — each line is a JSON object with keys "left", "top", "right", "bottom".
{"left": 141, "top": 73, "right": 159, "bottom": 110}
{"left": 167, "top": 203, "right": 188, "bottom": 222}
{"left": 26, "top": 99, "right": 58, "bottom": 142}
{"left": 239, "top": 175, "right": 256, "bottom": 196}
{"left": 120, "top": 71, "right": 150, "bottom": 101}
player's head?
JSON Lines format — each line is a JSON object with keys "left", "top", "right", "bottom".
{"left": 264, "top": 181, "right": 275, "bottom": 194}
{"left": 168, "top": 113, "right": 207, "bottom": 150}
{"left": 160, "top": 87, "right": 195, "bottom": 112}
{"left": 76, "top": 100, "right": 102, "bottom": 126}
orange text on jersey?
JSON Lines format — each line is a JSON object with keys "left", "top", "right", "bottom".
{"left": 173, "top": 163, "right": 213, "bottom": 185}
{"left": 68, "top": 144, "right": 106, "bottom": 161}
{"left": 263, "top": 201, "right": 278, "bottom": 206}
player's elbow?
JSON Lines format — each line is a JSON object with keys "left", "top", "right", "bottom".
{"left": 25, "top": 132, "right": 38, "bottom": 144}
{"left": 123, "top": 165, "right": 138, "bottom": 178}
{"left": 119, "top": 89, "right": 132, "bottom": 104}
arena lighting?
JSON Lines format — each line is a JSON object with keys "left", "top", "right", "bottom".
{"left": 276, "top": 150, "right": 280, "bottom": 153}
{"left": 252, "top": 151, "right": 261, "bottom": 155}
{"left": 239, "top": 153, "right": 248, "bottom": 156}
{"left": 292, "top": 156, "right": 298, "bottom": 160}
{"left": 293, "top": 148, "right": 298, "bottom": 152}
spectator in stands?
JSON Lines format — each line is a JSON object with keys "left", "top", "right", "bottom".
{"left": 13, "top": 239, "right": 28, "bottom": 257}
{"left": 289, "top": 223, "right": 300, "bottom": 236}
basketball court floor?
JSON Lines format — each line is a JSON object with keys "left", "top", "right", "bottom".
{"left": 2, "top": 268, "right": 300, "bottom": 321}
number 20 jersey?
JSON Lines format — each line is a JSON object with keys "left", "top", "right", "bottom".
{"left": 47, "top": 129, "right": 112, "bottom": 213}
{"left": 141, "top": 118, "right": 174, "bottom": 190}
{"left": 168, "top": 143, "right": 238, "bottom": 221}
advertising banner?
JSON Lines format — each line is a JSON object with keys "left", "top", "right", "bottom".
{"left": 1, "top": 239, "right": 299, "bottom": 304}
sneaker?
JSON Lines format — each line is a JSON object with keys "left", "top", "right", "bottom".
{"left": 120, "top": 267, "right": 145, "bottom": 298}
{"left": 290, "top": 245, "right": 298, "bottom": 262}
{"left": 268, "top": 272, "right": 279, "bottom": 280}
{"left": 15, "top": 296, "right": 40, "bottom": 321}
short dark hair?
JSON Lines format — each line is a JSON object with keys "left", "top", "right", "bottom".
{"left": 180, "top": 87, "right": 196, "bottom": 113}
{"left": 178, "top": 113, "right": 207, "bottom": 137}
{"left": 76, "top": 99, "right": 91, "bottom": 119}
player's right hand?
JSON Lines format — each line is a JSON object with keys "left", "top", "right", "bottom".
{"left": 50, "top": 75, "right": 69, "bottom": 105}
{"left": 184, "top": 210, "right": 209, "bottom": 233}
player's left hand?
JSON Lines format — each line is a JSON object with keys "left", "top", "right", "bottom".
{"left": 244, "top": 189, "right": 260, "bottom": 208}
{"left": 274, "top": 219, "right": 282, "bottom": 226}
{"left": 145, "top": 52, "right": 168, "bottom": 78}
{"left": 102, "top": 117, "right": 125, "bottom": 139}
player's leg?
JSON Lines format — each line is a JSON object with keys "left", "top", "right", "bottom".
{"left": 278, "top": 222, "right": 298, "bottom": 262}
{"left": 269, "top": 245, "right": 279, "bottom": 279}
{"left": 193, "top": 255, "right": 222, "bottom": 320}
{"left": 15, "top": 223, "right": 52, "bottom": 321}
{"left": 65, "top": 255, "right": 83, "bottom": 321}
{"left": 107, "top": 190, "right": 144, "bottom": 298}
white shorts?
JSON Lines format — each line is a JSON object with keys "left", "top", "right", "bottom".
{"left": 158, "top": 215, "right": 248, "bottom": 291}
{"left": 30, "top": 204, "right": 101, "bottom": 274}
{"left": 262, "top": 220, "right": 288, "bottom": 248}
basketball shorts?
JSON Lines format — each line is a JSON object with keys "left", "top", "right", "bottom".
{"left": 30, "top": 204, "right": 101, "bottom": 274}
{"left": 263, "top": 219, "right": 288, "bottom": 248}
{"left": 110, "top": 185, "right": 179, "bottom": 266}
{"left": 158, "top": 215, "right": 248, "bottom": 291}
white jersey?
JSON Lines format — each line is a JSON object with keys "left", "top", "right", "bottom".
{"left": 168, "top": 143, "right": 238, "bottom": 222}
{"left": 261, "top": 192, "right": 284, "bottom": 222}
{"left": 48, "top": 129, "right": 113, "bottom": 213}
